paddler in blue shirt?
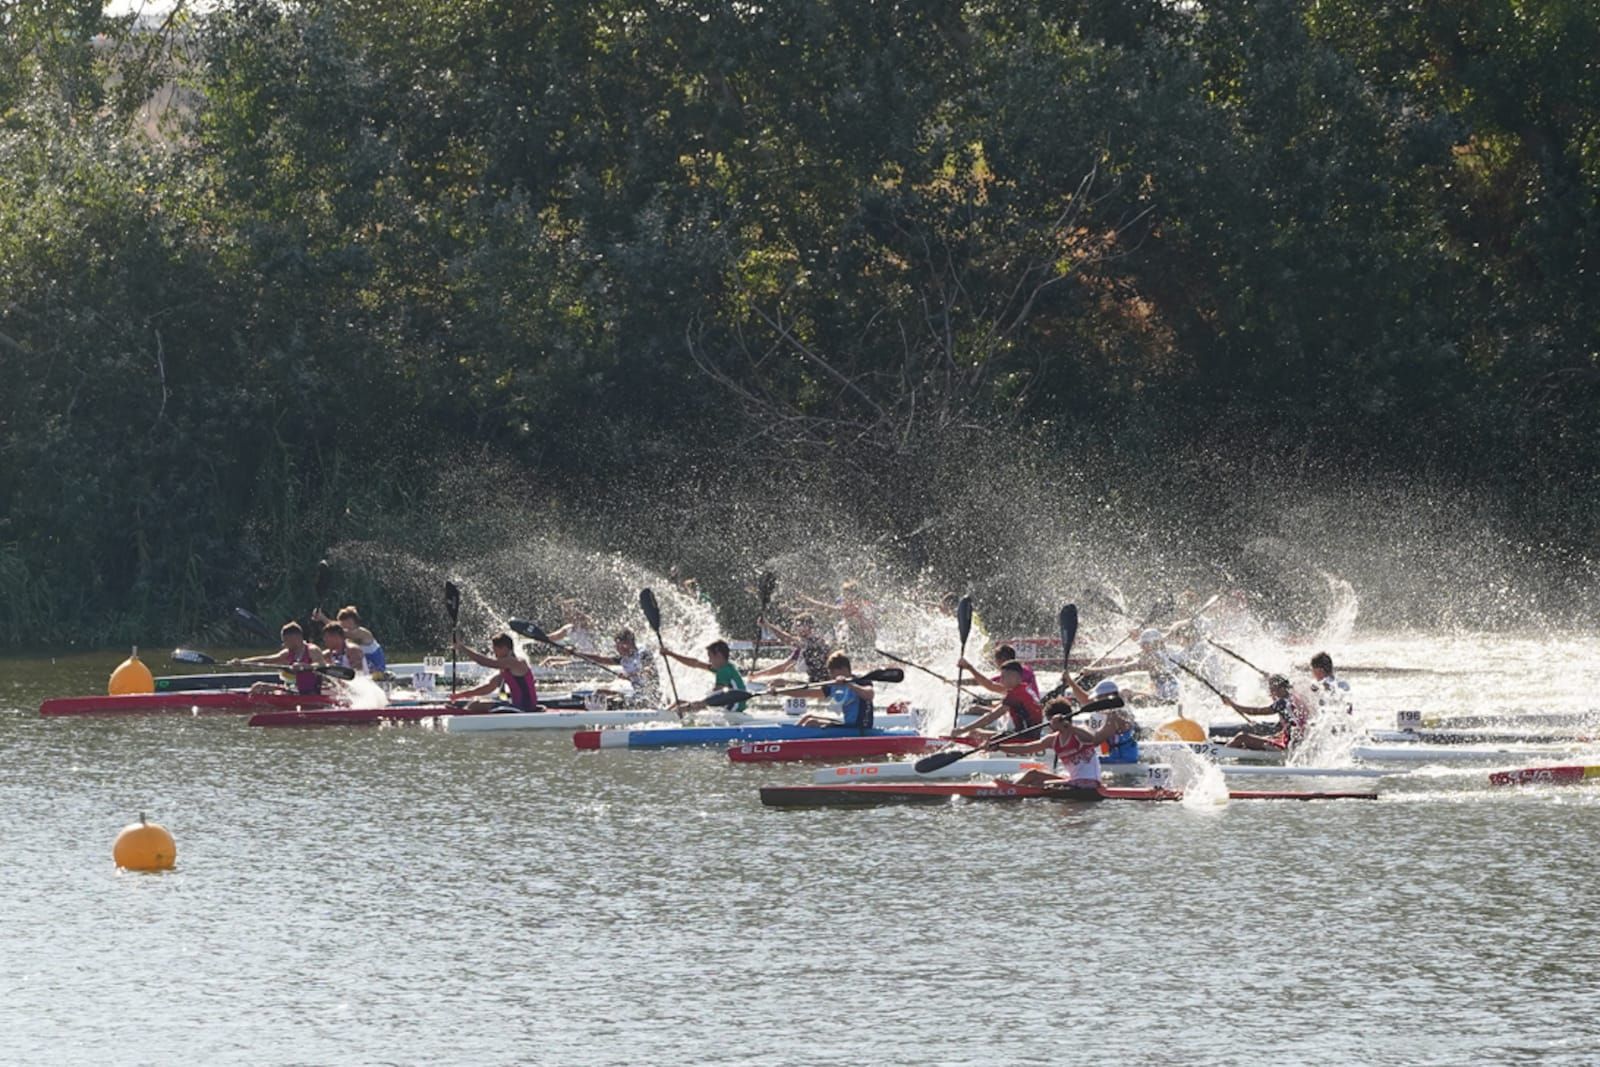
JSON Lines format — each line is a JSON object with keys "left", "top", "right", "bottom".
{"left": 788, "top": 651, "right": 875, "bottom": 731}
{"left": 450, "top": 632, "right": 541, "bottom": 712}
{"left": 313, "top": 605, "right": 388, "bottom": 676}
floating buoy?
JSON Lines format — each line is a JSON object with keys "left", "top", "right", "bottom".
{"left": 113, "top": 813, "right": 176, "bottom": 871}
{"left": 108, "top": 646, "right": 155, "bottom": 696}
{"left": 1154, "top": 716, "right": 1207, "bottom": 743}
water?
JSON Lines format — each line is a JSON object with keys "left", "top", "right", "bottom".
{"left": 4, "top": 637, "right": 1600, "bottom": 1065}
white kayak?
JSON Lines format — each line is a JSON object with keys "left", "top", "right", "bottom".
{"left": 1351, "top": 743, "right": 1580, "bottom": 764}
{"left": 444, "top": 705, "right": 965, "bottom": 734}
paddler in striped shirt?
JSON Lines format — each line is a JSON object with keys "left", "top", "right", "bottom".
{"left": 572, "top": 628, "right": 661, "bottom": 707}
{"left": 788, "top": 651, "right": 875, "bottom": 731}
{"left": 664, "top": 639, "right": 748, "bottom": 714}
{"left": 450, "top": 632, "right": 542, "bottom": 712}
{"left": 231, "top": 621, "right": 329, "bottom": 696}
{"left": 950, "top": 660, "right": 1043, "bottom": 742}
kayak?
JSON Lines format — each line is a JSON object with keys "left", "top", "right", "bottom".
{"left": 809, "top": 759, "right": 1401, "bottom": 784}
{"left": 575, "top": 724, "right": 911, "bottom": 750}
{"left": 759, "top": 782, "right": 1380, "bottom": 807}
{"left": 1350, "top": 743, "right": 1576, "bottom": 764}
{"left": 40, "top": 691, "right": 339, "bottom": 717}
{"left": 727, "top": 734, "right": 958, "bottom": 763}
{"left": 465, "top": 705, "right": 951, "bottom": 738}
{"left": 154, "top": 671, "right": 283, "bottom": 692}
{"left": 447, "top": 710, "right": 692, "bottom": 733}
{"left": 1369, "top": 728, "right": 1596, "bottom": 746}
{"left": 247, "top": 695, "right": 598, "bottom": 727}
{"left": 1488, "top": 764, "right": 1600, "bottom": 787}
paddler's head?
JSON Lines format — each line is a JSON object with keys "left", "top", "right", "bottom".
{"left": 1042, "top": 696, "right": 1074, "bottom": 728}
{"left": 706, "top": 639, "right": 731, "bottom": 668}
{"left": 1310, "top": 651, "right": 1333, "bottom": 680}
{"left": 280, "top": 621, "right": 305, "bottom": 651}
{"left": 826, "top": 651, "right": 852, "bottom": 679}
{"left": 1268, "top": 674, "right": 1292, "bottom": 698}
{"left": 336, "top": 605, "right": 362, "bottom": 629}
{"left": 794, "top": 613, "right": 816, "bottom": 636}
{"left": 321, "top": 621, "right": 347, "bottom": 650}
{"left": 999, "top": 659, "right": 1026, "bottom": 687}
{"left": 614, "top": 629, "right": 638, "bottom": 656}
{"left": 490, "top": 632, "right": 515, "bottom": 657}
{"left": 992, "top": 644, "right": 1018, "bottom": 668}
{"left": 1137, "top": 628, "right": 1163, "bottom": 650}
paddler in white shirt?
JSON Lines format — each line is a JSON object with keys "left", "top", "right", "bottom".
{"left": 1309, "top": 651, "right": 1353, "bottom": 717}
{"left": 572, "top": 628, "right": 661, "bottom": 707}
{"left": 1092, "top": 628, "right": 1181, "bottom": 703}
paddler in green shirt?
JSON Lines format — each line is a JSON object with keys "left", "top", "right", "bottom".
{"left": 664, "top": 639, "right": 748, "bottom": 713}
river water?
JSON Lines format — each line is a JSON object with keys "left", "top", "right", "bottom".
{"left": 4, "top": 634, "right": 1599, "bottom": 1065}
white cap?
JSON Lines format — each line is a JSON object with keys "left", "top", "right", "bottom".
{"left": 1138, "top": 628, "right": 1163, "bottom": 647}
{"left": 1091, "top": 679, "right": 1120, "bottom": 699}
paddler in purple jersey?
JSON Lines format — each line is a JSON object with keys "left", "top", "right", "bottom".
{"left": 450, "top": 632, "right": 542, "bottom": 712}
{"left": 230, "top": 621, "right": 329, "bottom": 696}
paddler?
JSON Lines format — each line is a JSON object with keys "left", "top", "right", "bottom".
{"left": 1309, "top": 651, "right": 1353, "bottom": 717}
{"left": 992, "top": 698, "right": 1120, "bottom": 789}
{"left": 230, "top": 621, "right": 329, "bottom": 696}
{"left": 795, "top": 579, "right": 879, "bottom": 650}
{"left": 449, "top": 632, "right": 541, "bottom": 712}
{"left": 958, "top": 643, "right": 1042, "bottom": 701}
{"left": 320, "top": 620, "right": 365, "bottom": 674}
{"left": 546, "top": 600, "right": 601, "bottom": 656}
{"left": 754, "top": 613, "right": 831, "bottom": 683}
{"left": 312, "top": 605, "right": 388, "bottom": 676}
{"left": 1222, "top": 674, "right": 1309, "bottom": 751}
{"left": 788, "top": 651, "right": 875, "bottom": 731}
{"left": 664, "top": 639, "right": 748, "bottom": 713}
{"left": 1077, "top": 678, "right": 1140, "bottom": 764}
{"left": 951, "top": 659, "right": 1042, "bottom": 742}
{"left": 573, "top": 628, "right": 661, "bottom": 707}
{"left": 1093, "top": 628, "right": 1181, "bottom": 703}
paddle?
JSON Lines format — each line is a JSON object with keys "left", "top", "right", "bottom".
{"left": 639, "top": 587, "right": 683, "bottom": 712}
{"left": 232, "top": 606, "right": 276, "bottom": 644}
{"left": 1080, "top": 595, "right": 1173, "bottom": 674}
{"left": 951, "top": 595, "right": 973, "bottom": 725}
{"left": 1173, "top": 660, "right": 1250, "bottom": 724}
{"left": 875, "top": 648, "right": 1000, "bottom": 699}
{"left": 700, "top": 667, "right": 905, "bottom": 709}
{"left": 1042, "top": 604, "right": 1080, "bottom": 699}
{"left": 1206, "top": 638, "right": 1271, "bottom": 677}
{"left": 172, "top": 648, "right": 217, "bottom": 666}
{"left": 314, "top": 558, "right": 331, "bottom": 612}
{"left": 913, "top": 695, "right": 1126, "bottom": 774}
{"left": 506, "top": 618, "right": 629, "bottom": 681}
{"left": 445, "top": 580, "right": 461, "bottom": 699}
{"left": 751, "top": 570, "right": 777, "bottom": 672}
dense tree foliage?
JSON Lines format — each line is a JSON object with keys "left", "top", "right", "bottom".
{"left": 2, "top": 0, "right": 1596, "bottom": 645}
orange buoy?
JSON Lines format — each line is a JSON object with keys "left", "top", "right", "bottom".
{"left": 113, "top": 813, "right": 176, "bottom": 871}
{"left": 108, "top": 646, "right": 155, "bottom": 696}
{"left": 1154, "top": 716, "right": 1207, "bottom": 743}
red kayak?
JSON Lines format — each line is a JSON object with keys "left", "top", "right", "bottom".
{"left": 247, "top": 704, "right": 470, "bottom": 727}
{"left": 40, "top": 691, "right": 338, "bottom": 717}
{"left": 1488, "top": 764, "right": 1600, "bottom": 787}
{"left": 759, "top": 782, "right": 1380, "bottom": 807}
{"left": 728, "top": 734, "right": 959, "bottom": 763}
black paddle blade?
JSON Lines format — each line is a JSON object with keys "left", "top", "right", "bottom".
{"left": 757, "top": 570, "right": 777, "bottom": 608}
{"left": 315, "top": 558, "right": 331, "bottom": 601}
{"left": 507, "top": 618, "right": 554, "bottom": 644}
{"left": 171, "top": 648, "right": 215, "bottom": 665}
{"left": 704, "top": 688, "right": 754, "bottom": 708}
{"left": 914, "top": 747, "right": 976, "bottom": 774}
{"left": 860, "top": 667, "right": 905, "bottom": 684}
{"left": 232, "top": 607, "right": 275, "bottom": 643}
{"left": 444, "top": 581, "right": 461, "bottom": 623}
{"left": 316, "top": 665, "right": 356, "bottom": 681}
{"left": 956, "top": 595, "right": 974, "bottom": 644}
{"left": 1077, "top": 695, "right": 1126, "bottom": 715}
{"left": 639, "top": 587, "right": 662, "bottom": 633}
{"left": 1058, "top": 604, "right": 1079, "bottom": 666}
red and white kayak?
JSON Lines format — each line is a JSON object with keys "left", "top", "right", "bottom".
{"left": 759, "top": 781, "right": 1379, "bottom": 807}
{"left": 1488, "top": 764, "right": 1600, "bottom": 787}
{"left": 40, "top": 691, "right": 338, "bottom": 717}
{"left": 727, "top": 734, "right": 962, "bottom": 763}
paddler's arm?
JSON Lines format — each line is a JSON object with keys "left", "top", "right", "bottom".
{"left": 451, "top": 677, "right": 501, "bottom": 700}
{"left": 1223, "top": 697, "right": 1274, "bottom": 718}
{"left": 750, "top": 649, "right": 801, "bottom": 680}
{"left": 993, "top": 735, "right": 1050, "bottom": 755}
{"left": 573, "top": 649, "right": 622, "bottom": 667}
{"left": 451, "top": 639, "right": 516, "bottom": 671}
{"left": 229, "top": 648, "right": 293, "bottom": 667}
{"left": 664, "top": 649, "right": 714, "bottom": 671}
{"left": 950, "top": 703, "right": 1007, "bottom": 737}
{"left": 957, "top": 659, "right": 1005, "bottom": 693}
{"left": 1066, "top": 675, "right": 1092, "bottom": 704}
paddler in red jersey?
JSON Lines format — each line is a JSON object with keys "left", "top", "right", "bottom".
{"left": 992, "top": 698, "right": 1114, "bottom": 789}
{"left": 231, "top": 621, "right": 329, "bottom": 696}
{"left": 951, "top": 660, "right": 1043, "bottom": 742}
{"left": 958, "top": 643, "right": 1041, "bottom": 701}
{"left": 1222, "top": 674, "right": 1309, "bottom": 751}
{"left": 450, "top": 632, "right": 541, "bottom": 712}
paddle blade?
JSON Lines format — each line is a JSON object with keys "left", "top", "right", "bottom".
{"left": 315, "top": 558, "right": 331, "bottom": 601}
{"left": 507, "top": 618, "right": 554, "bottom": 645}
{"left": 317, "top": 665, "right": 356, "bottom": 681}
{"left": 860, "top": 667, "right": 905, "bottom": 684}
{"left": 956, "top": 595, "right": 973, "bottom": 644}
{"left": 704, "top": 688, "right": 754, "bottom": 708}
{"left": 171, "top": 648, "right": 215, "bottom": 665}
{"left": 914, "top": 748, "right": 974, "bottom": 774}
{"left": 444, "top": 581, "right": 461, "bottom": 624}
{"left": 1078, "top": 695, "right": 1125, "bottom": 715}
{"left": 639, "top": 587, "right": 662, "bottom": 633}
{"left": 232, "top": 607, "right": 275, "bottom": 643}
{"left": 757, "top": 570, "right": 777, "bottom": 609}
{"left": 1058, "top": 604, "right": 1079, "bottom": 666}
